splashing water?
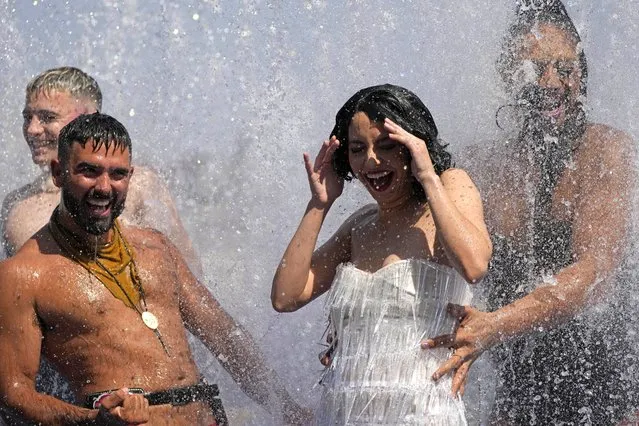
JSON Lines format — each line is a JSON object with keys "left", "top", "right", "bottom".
{"left": 0, "top": 1, "right": 638, "bottom": 424}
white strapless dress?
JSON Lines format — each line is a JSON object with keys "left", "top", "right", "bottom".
{"left": 315, "top": 259, "right": 472, "bottom": 426}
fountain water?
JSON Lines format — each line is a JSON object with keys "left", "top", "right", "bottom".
{"left": 0, "top": 1, "right": 637, "bottom": 424}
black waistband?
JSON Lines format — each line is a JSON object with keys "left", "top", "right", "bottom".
{"left": 86, "top": 383, "right": 219, "bottom": 408}
{"left": 85, "top": 383, "right": 228, "bottom": 425}
{"left": 146, "top": 383, "right": 220, "bottom": 406}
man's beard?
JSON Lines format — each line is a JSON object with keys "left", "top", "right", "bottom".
{"left": 514, "top": 84, "right": 586, "bottom": 178}
{"left": 513, "top": 84, "right": 587, "bottom": 243}
{"left": 516, "top": 84, "right": 585, "bottom": 138}
{"left": 61, "top": 186, "right": 126, "bottom": 235}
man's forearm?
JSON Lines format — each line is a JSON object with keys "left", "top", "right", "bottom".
{"left": 209, "top": 324, "right": 291, "bottom": 412}
{"left": 183, "top": 272, "right": 301, "bottom": 413}
{"left": 3, "top": 389, "right": 98, "bottom": 426}
{"left": 490, "top": 261, "right": 599, "bottom": 345}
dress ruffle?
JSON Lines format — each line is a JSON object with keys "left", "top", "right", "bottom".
{"left": 315, "top": 259, "right": 472, "bottom": 426}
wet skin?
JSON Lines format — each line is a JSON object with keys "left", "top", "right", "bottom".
{"left": 3, "top": 88, "right": 201, "bottom": 277}
{"left": 427, "top": 24, "right": 636, "bottom": 398}
{"left": 272, "top": 112, "right": 491, "bottom": 313}
{"left": 512, "top": 23, "right": 582, "bottom": 127}
{"left": 0, "top": 143, "right": 304, "bottom": 424}
{"left": 22, "top": 90, "right": 93, "bottom": 167}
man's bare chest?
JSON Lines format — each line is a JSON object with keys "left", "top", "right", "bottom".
{"left": 487, "top": 165, "right": 580, "bottom": 238}
{"left": 35, "top": 257, "right": 178, "bottom": 336}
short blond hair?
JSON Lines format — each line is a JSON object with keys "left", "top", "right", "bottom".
{"left": 26, "top": 66, "right": 102, "bottom": 110}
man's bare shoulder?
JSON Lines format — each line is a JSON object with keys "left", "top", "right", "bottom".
{"left": 122, "top": 165, "right": 178, "bottom": 229}
{"left": 2, "top": 174, "right": 53, "bottom": 213}
{"left": 583, "top": 123, "right": 634, "bottom": 149}
{"left": 0, "top": 232, "right": 58, "bottom": 297}
{"left": 119, "top": 225, "right": 189, "bottom": 282}
{"left": 128, "top": 165, "right": 166, "bottom": 199}
{"left": 2, "top": 184, "right": 27, "bottom": 213}
{"left": 131, "top": 164, "right": 162, "bottom": 182}
{"left": 120, "top": 224, "right": 177, "bottom": 254}
{"left": 1, "top": 176, "right": 60, "bottom": 255}
{"left": 577, "top": 123, "right": 636, "bottom": 173}
{"left": 2, "top": 182, "right": 39, "bottom": 224}
{"left": 0, "top": 256, "right": 38, "bottom": 327}
{"left": 0, "top": 256, "right": 32, "bottom": 290}
{"left": 12, "top": 228, "right": 62, "bottom": 261}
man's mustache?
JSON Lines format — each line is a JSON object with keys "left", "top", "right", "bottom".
{"left": 86, "top": 189, "right": 113, "bottom": 201}
{"left": 516, "top": 84, "right": 564, "bottom": 110}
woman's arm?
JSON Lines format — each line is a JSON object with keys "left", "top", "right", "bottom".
{"left": 271, "top": 137, "right": 349, "bottom": 312}
{"left": 271, "top": 201, "right": 352, "bottom": 312}
{"left": 427, "top": 169, "right": 492, "bottom": 282}
{"left": 384, "top": 119, "right": 492, "bottom": 283}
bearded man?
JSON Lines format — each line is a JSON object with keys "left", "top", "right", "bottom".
{"left": 427, "top": 1, "right": 637, "bottom": 424}
{"left": 3, "top": 66, "right": 201, "bottom": 276}
{"left": 0, "top": 113, "right": 307, "bottom": 424}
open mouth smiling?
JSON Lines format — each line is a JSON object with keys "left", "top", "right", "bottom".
{"left": 364, "top": 170, "right": 394, "bottom": 192}
{"left": 540, "top": 96, "right": 565, "bottom": 118}
{"left": 535, "top": 88, "right": 570, "bottom": 119}
{"left": 86, "top": 198, "right": 112, "bottom": 216}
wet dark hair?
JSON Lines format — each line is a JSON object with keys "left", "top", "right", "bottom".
{"left": 58, "top": 112, "right": 132, "bottom": 167}
{"left": 331, "top": 84, "right": 452, "bottom": 200}
{"left": 497, "top": 0, "right": 588, "bottom": 98}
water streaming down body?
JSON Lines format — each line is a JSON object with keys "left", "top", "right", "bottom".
{"left": 316, "top": 260, "right": 471, "bottom": 425}
{"left": 462, "top": 77, "right": 638, "bottom": 424}
{"left": 0, "top": 1, "right": 638, "bottom": 425}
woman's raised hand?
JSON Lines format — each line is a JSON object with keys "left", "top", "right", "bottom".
{"left": 384, "top": 118, "right": 437, "bottom": 182}
{"left": 303, "top": 136, "right": 344, "bottom": 206}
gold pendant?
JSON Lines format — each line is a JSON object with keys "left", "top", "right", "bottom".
{"left": 141, "top": 311, "right": 159, "bottom": 330}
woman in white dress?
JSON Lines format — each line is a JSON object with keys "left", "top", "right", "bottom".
{"left": 271, "top": 84, "right": 492, "bottom": 425}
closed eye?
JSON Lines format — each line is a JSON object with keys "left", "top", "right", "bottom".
{"left": 349, "top": 142, "right": 365, "bottom": 154}
{"left": 377, "top": 139, "right": 398, "bottom": 150}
